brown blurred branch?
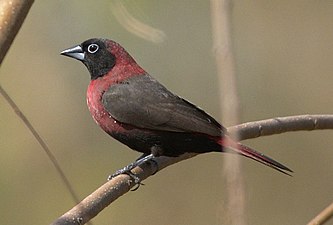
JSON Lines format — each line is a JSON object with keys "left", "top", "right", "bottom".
{"left": 110, "top": 0, "right": 166, "bottom": 43}
{"left": 51, "top": 114, "right": 333, "bottom": 225}
{"left": 0, "top": 0, "right": 34, "bottom": 65}
{"left": 307, "top": 201, "right": 333, "bottom": 225}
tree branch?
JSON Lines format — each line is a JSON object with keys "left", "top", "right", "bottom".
{"left": 51, "top": 114, "right": 333, "bottom": 225}
{"left": 227, "top": 114, "right": 333, "bottom": 140}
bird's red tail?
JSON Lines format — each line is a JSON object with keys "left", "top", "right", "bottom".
{"left": 218, "top": 137, "right": 292, "bottom": 175}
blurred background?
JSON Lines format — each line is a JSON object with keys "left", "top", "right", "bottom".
{"left": 1, "top": 1, "right": 333, "bottom": 224}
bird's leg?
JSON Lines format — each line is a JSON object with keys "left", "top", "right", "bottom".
{"left": 107, "top": 153, "right": 156, "bottom": 183}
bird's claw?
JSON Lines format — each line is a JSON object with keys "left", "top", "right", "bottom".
{"left": 108, "top": 169, "right": 144, "bottom": 191}
{"left": 107, "top": 154, "right": 156, "bottom": 190}
{"left": 125, "top": 171, "right": 145, "bottom": 191}
{"left": 107, "top": 162, "right": 137, "bottom": 180}
{"left": 107, "top": 171, "right": 120, "bottom": 181}
{"left": 124, "top": 171, "right": 141, "bottom": 184}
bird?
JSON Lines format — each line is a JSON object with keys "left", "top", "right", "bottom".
{"left": 60, "top": 38, "right": 292, "bottom": 181}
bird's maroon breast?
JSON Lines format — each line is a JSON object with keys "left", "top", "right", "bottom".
{"left": 86, "top": 77, "right": 125, "bottom": 134}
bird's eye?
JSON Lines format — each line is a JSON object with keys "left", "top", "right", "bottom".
{"left": 87, "top": 44, "right": 99, "bottom": 54}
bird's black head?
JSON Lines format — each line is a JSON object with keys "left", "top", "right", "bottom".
{"left": 61, "top": 38, "right": 116, "bottom": 80}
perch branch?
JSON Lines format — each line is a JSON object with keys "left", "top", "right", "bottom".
{"left": 51, "top": 114, "right": 333, "bottom": 225}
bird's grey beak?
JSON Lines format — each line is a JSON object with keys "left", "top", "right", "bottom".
{"left": 60, "top": 45, "right": 85, "bottom": 61}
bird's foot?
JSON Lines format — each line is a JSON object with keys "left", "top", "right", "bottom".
{"left": 107, "top": 154, "right": 156, "bottom": 190}
{"left": 107, "top": 165, "right": 143, "bottom": 191}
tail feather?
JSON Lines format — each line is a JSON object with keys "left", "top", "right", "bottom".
{"left": 219, "top": 137, "right": 293, "bottom": 176}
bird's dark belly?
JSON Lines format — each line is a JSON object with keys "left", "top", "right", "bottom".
{"left": 110, "top": 129, "right": 222, "bottom": 157}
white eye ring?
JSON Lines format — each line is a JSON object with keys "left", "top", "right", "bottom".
{"left": 87, "top": 44, "right": 99, "bottom": 54}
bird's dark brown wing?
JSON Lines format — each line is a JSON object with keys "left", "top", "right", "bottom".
{"left": 102, "top": 74, "right": 224, "bottom": 136}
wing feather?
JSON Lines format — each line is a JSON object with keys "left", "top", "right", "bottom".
{"left": 102, "top": 75, "right": 224, "bottom": 136}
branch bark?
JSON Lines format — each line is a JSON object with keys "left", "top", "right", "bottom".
{"left": 0, "top": 0, "right": 34, "bottom": 65}
{"left": 51, "top": 114, "right": 333, "bottom": 225}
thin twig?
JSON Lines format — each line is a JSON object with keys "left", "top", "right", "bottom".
{"left": 0, "top": 85, "right": 80, "bottom": 204}
{"left": 307, "top": 201, "right": 333, "bottom": 225}
{"left": 51, "top": 114, "right": 333, "bottom": 225}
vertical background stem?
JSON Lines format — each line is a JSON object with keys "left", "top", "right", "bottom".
{"left": 210, "top": 0, "right": 246, "bottom": 224}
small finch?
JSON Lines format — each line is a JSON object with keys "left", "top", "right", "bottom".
{"left": 61, "top": 38, "right": 292, "bottom": 180}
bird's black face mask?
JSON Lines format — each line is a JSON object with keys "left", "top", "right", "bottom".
{"left": 61, "top": 38, "right": 116, "bottom": 80}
